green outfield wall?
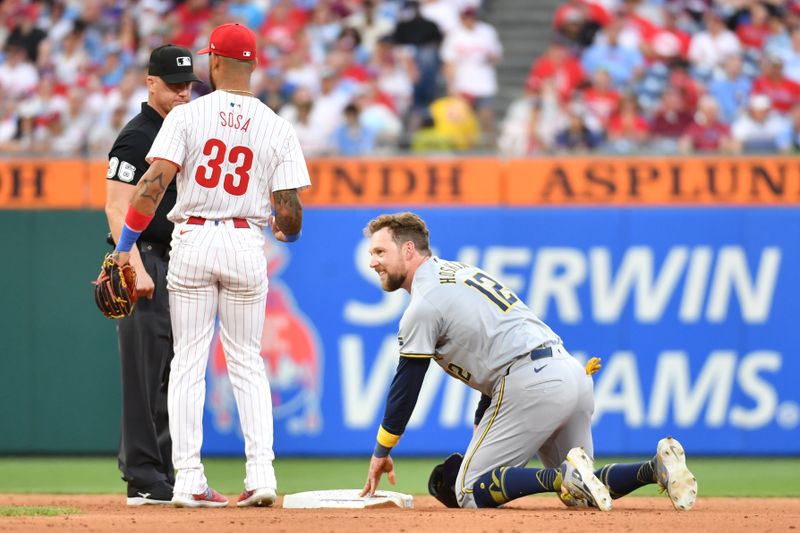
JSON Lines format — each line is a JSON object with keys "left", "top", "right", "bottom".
{"left": 0, "top": 211, "right": 120, "bottom": 453}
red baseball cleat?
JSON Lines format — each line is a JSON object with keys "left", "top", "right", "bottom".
{"left": 237, "top": 487, "right": 277, "bottom": 507}
{"left": 172, "top": 487, "right": 229, "bottom": 508}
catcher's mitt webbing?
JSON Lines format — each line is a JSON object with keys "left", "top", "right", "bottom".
{"left": 94, "top": 253, "right": 138, "bottom": 319}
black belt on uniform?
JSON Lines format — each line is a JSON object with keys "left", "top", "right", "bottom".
{"left": 138, "top": 240, "right": 170, "bottom": 260}
{"left": 528, "top": 346, "right": 553, "bottom": 361}
{"left": 506, "top": 345, "right": 555, "bottom": 376}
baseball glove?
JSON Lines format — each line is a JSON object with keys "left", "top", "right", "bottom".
{"left": 93, "top": 253, "right": 138, "bottom": 319}
{"left": 427, "top": 452, "right": 463, "bottom": 508}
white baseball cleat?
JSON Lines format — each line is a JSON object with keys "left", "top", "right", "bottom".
{"left": 172, "top": 487, "right": 229, "bottom": 508}
{"left": 560, "top": 447, "right": 612, "bottom": 512}
{"left": 655, "top": 437, "right": 698, "bottom": 511}
{"left": 237, "top": 487, "right": 277, "bottom": 507}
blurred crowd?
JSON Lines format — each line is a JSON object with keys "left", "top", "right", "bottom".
{"left": 499, "top": 0, "right": 800, "bottom": 155}
{"left": 0, "top": 0, "right": 499, "bottom": 157}
{"left": 1, "top": 0, "right": 799, "bottom": 158}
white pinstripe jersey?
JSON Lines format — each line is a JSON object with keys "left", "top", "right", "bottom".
{"left": 398, "top": 257, "right": 561, "bottom": 396}
{"left": 146, "top": 90, "right": 311, "bottom": 228}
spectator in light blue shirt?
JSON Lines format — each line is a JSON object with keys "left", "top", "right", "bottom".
{"left": 333, "top": 103, "right": 376, "bottom": 156}
{"left": 776, "top": 103, "right": 800, "bottom": 152}
{"left": 581, "top": 17, "right": 644, "bottom": 88}
{"left": 708, "top": 53, "right": 752, "bottom": 123}
{"left": 228, "top": 0, "right": 265, "bottom": 29}
{"left": 768, "top": 28, "right": 800, "bottom": 84}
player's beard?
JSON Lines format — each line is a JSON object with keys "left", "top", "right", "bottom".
{"left": 380, "top": 270, "right": 407, "bottom": 292}
{"left": 209, "top": 65, "right": 217, "bottom": 90}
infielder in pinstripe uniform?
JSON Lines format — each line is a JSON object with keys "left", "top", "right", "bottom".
{"left": 360, "top": 213, "right": 698, "bottom": 512}
{"left": 108, "top": 23, "right": 311, "bottom": 508}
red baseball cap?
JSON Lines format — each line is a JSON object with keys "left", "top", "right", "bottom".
{"left": 197, "top": 23, "right": 256, "bottom": 61}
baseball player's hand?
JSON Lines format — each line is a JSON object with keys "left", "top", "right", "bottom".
{"left": 269, "top": 213, "right": 297, "bottom": 242}
{"left": 112, "top": 250, "right": 131, "bottom": 267}
{"left": 359, "top": 455, "right": 395, "bottom": 497}
{"left": 134, "top": 265, "right": 155, "bottom": 299}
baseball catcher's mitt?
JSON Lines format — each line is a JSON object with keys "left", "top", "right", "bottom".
{"left": 93, "top": 253, "right": 138, "bottom": 319}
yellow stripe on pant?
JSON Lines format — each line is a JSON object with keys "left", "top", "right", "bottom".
{"left": 460, "top": 377, "right": 506, "bottom": 496}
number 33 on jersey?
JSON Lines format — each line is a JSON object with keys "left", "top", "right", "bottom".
{"left": 144, "top": 91, "right": 311, "bottom": 228}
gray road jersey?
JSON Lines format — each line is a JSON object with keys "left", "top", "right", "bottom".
{"left": 398, "top": 257, "right": 561, "bottom": 396}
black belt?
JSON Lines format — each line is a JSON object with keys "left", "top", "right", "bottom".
{"left": 138, "top": 240, "right": 170, "bottom": 260}
{"left": 529, "top": 346, "right": 553, "bottom": 361}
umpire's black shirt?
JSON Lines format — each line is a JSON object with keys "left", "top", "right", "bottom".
{"left": 107, "top": 102, "right": 177, "bottom": 246}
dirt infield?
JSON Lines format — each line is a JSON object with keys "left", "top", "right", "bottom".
{"left": 1, "top": 494, "right": 797, "bottom": 532}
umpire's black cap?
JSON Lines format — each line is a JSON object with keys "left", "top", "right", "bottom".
{"left": 148, "top": 44, "right": 201, "bottom": 83}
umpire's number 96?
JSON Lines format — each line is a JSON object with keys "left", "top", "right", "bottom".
{"left": 107, "top": 157, "right": 136, "bottom": 183}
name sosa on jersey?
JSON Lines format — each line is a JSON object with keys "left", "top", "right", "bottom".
{"left": 219, "top": 111, "right": 251, "bottom": 132}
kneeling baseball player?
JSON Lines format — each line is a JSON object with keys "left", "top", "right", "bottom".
{"left": 359, "top": 212, "right": 697, "bottom": 511}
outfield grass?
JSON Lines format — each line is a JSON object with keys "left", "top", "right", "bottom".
{"left": 0, "top": 457, "right": 797, "bottom": 497}
{"left": 0, "top": 506, "right": 79, "bottom": 517}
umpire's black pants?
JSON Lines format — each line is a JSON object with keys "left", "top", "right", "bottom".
{"left": 116, "top": 242, "right": 174, "bottom": 488}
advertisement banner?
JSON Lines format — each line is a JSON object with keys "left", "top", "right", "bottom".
{"left": 4, "top": 156, "right": 800, "bottom": 208}
{"left": 202, "top": 207, "right": 800, "bottom": 457}
{"left": 505, "top": 157, "right": 800, "bottom": 206}
{"left": 0, "top": 159, "right": 91, "bottom": 208}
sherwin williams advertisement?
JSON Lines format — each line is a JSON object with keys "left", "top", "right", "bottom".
{"left": 202, "top": 207, "right": 800, "bottom": 456}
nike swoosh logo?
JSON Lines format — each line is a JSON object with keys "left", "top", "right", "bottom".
{"left": 534, "top": 365, "right": 548, "bottom": 373}
{"left": 179, "top": 230, "right": 191, "bottom": 235}
{"left": 137, "top": 492, "right": 151, "bottom": 498}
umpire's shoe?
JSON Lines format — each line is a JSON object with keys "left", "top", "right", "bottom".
{"left": 655, "top": 437, "right": 698, "bottom": 511}
{"left": 560, "top": 447, "right": 612, "bottom": 511}
{"left": 126, "top": 481, "right": 174, "bottom": 506}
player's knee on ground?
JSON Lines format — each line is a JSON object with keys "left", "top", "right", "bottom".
{"left": 471, "top": 469, "right": 505, "bottom": 508}
{"left": 454, "top": 463, "right": 480, "bottom": 508}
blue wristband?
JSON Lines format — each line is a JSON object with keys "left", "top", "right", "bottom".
{"left": 373, "top": 442, "right": 392, "bottom": 458}
{"left": 283, "top": 230, "right": 301, "bottom": 243}
{"left": 116, "top": 224, "right": 142, "bottom": 253}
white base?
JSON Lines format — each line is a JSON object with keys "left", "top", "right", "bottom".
{"left": 282, "top": 489, "right": 414, "bottom": 509}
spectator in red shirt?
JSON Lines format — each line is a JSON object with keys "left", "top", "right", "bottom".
{"left": 606, "top": 92, "right": 649, "bottom": 152}
{"left": 330, "top": 28, "right": 370, "bottom": 83}
{"left": 679, "top": 94, "right": 734, "bottom": 153}
{"left": 553, "top": 0, "right": 611, "bottom": 30}
{"left": 752, "top": 54, "right": 800, "bottom": 112}
{"left": 642, "top": 7, "right": 691, "bottom": 62}
{"left": 668, "top": 62, "right": 701, "bottom": 111}
{"left": 582, "top": 68, "right": 619, "bottom": 128}
{"left": 614, "top": 0, "right": 660, "bottom": 51}
{"left": 526, "top": 40, "right": 585, "bottom": 103}
{"left": 650, "top": 86, "right": 694, "bottom": 152}
{"left": 553, "top": 0, "right": 608, "bottom": 50}
{"left": 259, "top": 0, "right": 309, "bottom": 53}
{"left": 736, "top": 2, "right": 771, "bottom": 49}
{"left": 168, "top": 0, "right": 213, "bottom": 48}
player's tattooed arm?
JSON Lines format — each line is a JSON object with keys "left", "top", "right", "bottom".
{"left": 273, "top": 188, "right": 303, "bottom": 235}
{"left": 130, "top": 159, "right": 179, "bottom": 215}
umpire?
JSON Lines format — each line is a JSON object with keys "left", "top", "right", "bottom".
{"left": 104, "top": 44, "right": 200, "bottom": 506}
